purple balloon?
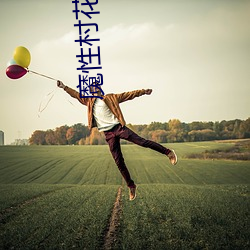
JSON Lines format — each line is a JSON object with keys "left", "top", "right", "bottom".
{"left": 6, "top": 65, "right": 27, "bottom": 79}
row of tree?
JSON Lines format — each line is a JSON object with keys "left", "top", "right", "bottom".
{"left": 29, "top": 118, "right": 250, "bottom": 145}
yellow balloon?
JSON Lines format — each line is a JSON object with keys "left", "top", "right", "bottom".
{"left": 13, "top": 46, "right": 31, "bottom": 68}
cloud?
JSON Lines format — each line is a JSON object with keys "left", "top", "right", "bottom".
{"left": 100, "top": 22, "right": 155, "bottom": 45}
{"left": 30, "top": 31, "right": 80, "bottom": 83}
{"left": 30, "top": 22, "right": 179, "bottom": 71}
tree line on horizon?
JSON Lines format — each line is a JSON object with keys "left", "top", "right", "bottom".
{"left": 29, "top": 118, "right": 250, "bottom": 145}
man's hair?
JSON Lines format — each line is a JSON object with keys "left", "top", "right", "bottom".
{"left": 90, "top": 82, "right": 103, "bottom": 95}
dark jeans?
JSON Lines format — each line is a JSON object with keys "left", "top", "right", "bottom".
{"left": 104, "top": 124, "right": 171, "bottom": 187}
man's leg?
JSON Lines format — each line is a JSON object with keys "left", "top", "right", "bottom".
{"left": 117, "top": 125, "right": 177, "bottom": 165}
{"left": 104, "top": 131, "right": 135, "bottom": 188}
{"left": 119, "top": 126, "right": 171, "bottom": 155}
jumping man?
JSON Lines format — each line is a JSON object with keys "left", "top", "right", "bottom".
{"left": 57, "top": 81, "right": 177, "bottom": 201}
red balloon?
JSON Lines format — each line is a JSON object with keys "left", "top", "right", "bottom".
{"left": 6, "top": 65, "right": 27, "bottom": 79}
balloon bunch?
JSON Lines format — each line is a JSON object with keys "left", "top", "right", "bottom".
{"left": 6, "top": 46, "right": 30, "bottom": 79}
{"left": 6, "top": 46, "right": 62, "bottom": 117}
{"left": 6, "top": 46, "right": 57, "bottom": 81}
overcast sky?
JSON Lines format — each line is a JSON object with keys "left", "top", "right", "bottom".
{"left": 0, "top": 0, "right": 249, "bottom": 144}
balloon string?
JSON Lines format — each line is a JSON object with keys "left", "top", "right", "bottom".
{"left": 67, "top": 99, "right": 75, "bottom": 106}
{"left": 28, "top": 69, "right": 58, "bottom": 81}
{"left": 38, "top": 88, "right": 58, "bottom": 118}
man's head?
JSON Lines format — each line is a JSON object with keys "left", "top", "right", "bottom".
{"left": 90, "top": 83, "right": 104, "bottom": 97}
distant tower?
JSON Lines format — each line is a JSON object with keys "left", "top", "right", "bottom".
{"left": 0, "top": 131, "right": 4, "bottom": 146}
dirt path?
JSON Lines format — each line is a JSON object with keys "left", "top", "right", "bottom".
{"left": 103, "top": 186, "right": 123, "bottom": 250}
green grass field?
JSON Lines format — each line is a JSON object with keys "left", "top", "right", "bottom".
{"left": 0, "top": 141, "right": 249, "bottom": 249}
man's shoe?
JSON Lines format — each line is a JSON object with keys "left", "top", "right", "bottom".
{"left": 168, "top": 150, "right": 178, "bottom": 165}
{"left": 129, "top": 186, "right": 137, "bottom": 201}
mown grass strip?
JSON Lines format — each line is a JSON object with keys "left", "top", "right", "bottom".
{"left": 0, "top": 185, "right": 75, "bottom": 226}
{"left": 0, "top": 146, "right": 123, "bottom": 185}
{"left": 0, "top": 184, "right": 74, "bottom": 211}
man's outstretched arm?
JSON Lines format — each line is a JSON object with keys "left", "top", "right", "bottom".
{"left": 57, "top": 80, "right": 88, "bottom": 105}
{"left": 116, "top": 88, "right": 153, "bottom": 103}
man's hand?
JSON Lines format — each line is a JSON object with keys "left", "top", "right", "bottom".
{"left": 145, "top": 89, "right": 153, "bottom": 95}
{"left": 57, "top": 80, "right": 65, "bottom": 89}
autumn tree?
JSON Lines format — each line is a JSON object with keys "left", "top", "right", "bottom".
{"left": 239, "top": 118, "right": 250, "bottom": 138}
{"left": 150, "top": 129, "right": 167, "bottom": 143}
{"left": 66, "top": 123, "right": 89, "bottom": 145}
{"left": 56, "top": 126, "right": 69, "bottom": 144}
{"left": 167, "top": 119, "right": 184, "bottom": 142}
{"left": 45, "top": 129, "right": 57, "bottom": 145}
{"left": 29, "top": 130, "right": 46, "bottom": 145}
